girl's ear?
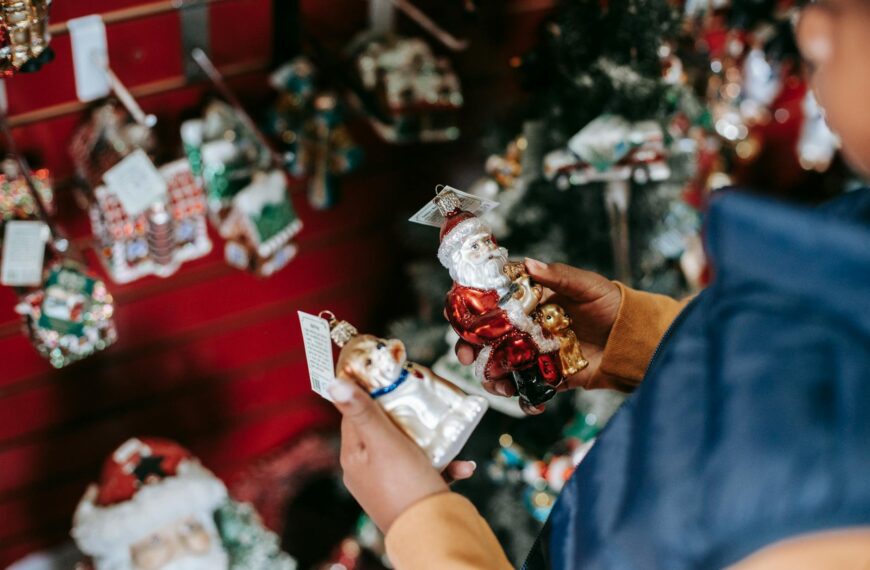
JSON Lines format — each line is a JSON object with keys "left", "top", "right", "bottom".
{"left": 795, "top": 5, "right": 835, "bottom": 68}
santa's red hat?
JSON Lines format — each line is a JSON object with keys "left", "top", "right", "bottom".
{"left": 72, "top": 437, "right": 227, "bottom": 558}
{"left": 436, "top": 192, "right": 491, "bottom": 270}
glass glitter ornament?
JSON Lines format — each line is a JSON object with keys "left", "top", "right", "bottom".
{"left": 323, "top": 311, "right": 488, "bottom": 470}
{"left": 0, "top": 0, "right": 54, "bottom": 77}
{"left": 0, "top": 157, "right": 54, "bottom": 228}
{"left": 15, "top": 261, "right": 117, "bottom": 368}
{"left": 431, "top": 190, "right": 586, "bottom": 412}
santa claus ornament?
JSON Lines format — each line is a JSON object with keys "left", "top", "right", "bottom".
{"left": 411, "top": 186, "right": 587, "bottom": 413}
{"left": 319, "top": 311, "right": 487, "bottom": 470}
{"left": 72, "top": 437, "right": 296, "bottom": 570}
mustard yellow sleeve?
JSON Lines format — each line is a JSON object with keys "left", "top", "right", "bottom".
{"left": 385, "top": 492, "right": 513, "bottom": 570}
{"left": 590, "top": 283, "right": 691, "bottom": 391}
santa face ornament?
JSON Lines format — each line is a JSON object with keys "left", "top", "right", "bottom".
{"left": 430, "top": 188, "right": 587, "bottom": 413}
{"left": 323, "top": 312, "right": 487, "bottom": 470}
{"left": 72, "top": 438, "right": 296, "bottom": 570}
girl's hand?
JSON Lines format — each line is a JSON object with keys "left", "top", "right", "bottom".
{"left": 329, "top": 379, "right": 476, "bottom": 533}
{"left": 454, "top": 259, "right": 623, "bottom": 399}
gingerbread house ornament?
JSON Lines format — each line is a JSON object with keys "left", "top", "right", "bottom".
{"left": 221, "top": 170, "right": 301, "bottom": 277}
{"left": 89, "top": 159, "right": 212, "bottom": 283}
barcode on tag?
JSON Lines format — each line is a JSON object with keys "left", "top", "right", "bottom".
{"left": 298, "top": 311, "right": 336, "bottom": 400}
{"left": 1, "top": 221, "right": 48, "bottom": 286}
{"left": 102, "top": 149, "right": 168, "bottom": 217}
{"left": 408, "top": 185, "right": 499, "bottom": 228}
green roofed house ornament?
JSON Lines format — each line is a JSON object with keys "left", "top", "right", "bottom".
{"left": 220, "top": 170, "right": 301, "bottom": 277}
{"left": 15, "top": 261, "right": 117, "bottom": 368}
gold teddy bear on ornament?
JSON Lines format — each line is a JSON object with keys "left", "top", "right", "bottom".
{"left": 535, "top": 303, "right": 589, "bottom": 377}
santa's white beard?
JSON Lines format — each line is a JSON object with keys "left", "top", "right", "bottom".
{"left": 451, "top": 248, "right": 511, "bottom": 293}
{"left": 96, "top": 542, "right": 229, "bottom": 570}
{"left": 158, "top": 547, "right": 229, "bottom": 570}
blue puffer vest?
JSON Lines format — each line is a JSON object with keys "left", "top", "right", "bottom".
{"left": 525, "top": 188, "right": 870, "bottom": 569}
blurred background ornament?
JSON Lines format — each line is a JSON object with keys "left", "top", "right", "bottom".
{"left": 0, "top": 157, "right": 53, "bottom": 228}
{"left": 15, "top": 261, "right": 117, "bottom": 368}
{"left": 352, "top": 36, "right": 462, "bottom": 143}
{"left": 0, "top": 0, "right": 54, "bottom": 76}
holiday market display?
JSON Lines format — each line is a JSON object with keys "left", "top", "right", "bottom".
{"left": 0, "top": 0, "right": 858, "bottom": 567}
{"left": 353, "top": 36, "right": 463, "bottom": 143}
{"left": 267, "top": 58, "right": 363, "bottom": 210}
{"left": 71, "top": 437, "right": 296, "bottom": 570}
{"left": 0, "top": 0, "right": 53, "bottom": 76}
{"left": 15, "top": 260, "right": 117, "bottom": 368}
{"left": 323, "top": 310, "right": 488, "bottom": 470}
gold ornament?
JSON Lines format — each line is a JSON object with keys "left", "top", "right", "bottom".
{"left": 325, "top": 312, "right": 487, "bottom": 470}
{"left": 1, "top": 0, "right": 53, "bottom": 76}
{"left": 535, "top": 303, "right": 589, "bottom": 377}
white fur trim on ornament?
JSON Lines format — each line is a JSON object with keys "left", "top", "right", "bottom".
{"left": 473, "top": 345, "right": 492, "bottom": 382}
{"left": 501, "top": 297, "right": 561, "bottom": 354}
{"left": 437, "top": 217, "right": 490, "bottom": 270}
{"left": 72, "top": 460, "right": 228, "bottom": 557}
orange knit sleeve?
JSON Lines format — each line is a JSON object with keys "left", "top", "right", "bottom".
{"left": 385, "top": 492, "right": 513, "bottom": 570}
{"left": 589, "top": 283, "right": 691, "bottom": 391}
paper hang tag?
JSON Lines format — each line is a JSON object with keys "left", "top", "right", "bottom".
{"left": 298, "top": 311, "right": 336, "bottom": 401}
{"left": 408, "top": 185, "right": 499, "bottom": 228}
{"left": 68, "top": 15, "right": 110, "bottom": 102}
{"left": 103, "top": 150, "right": 169, "bottom": 217}
{"left": 1, "top": 221, "right": 49, "bottom": 286}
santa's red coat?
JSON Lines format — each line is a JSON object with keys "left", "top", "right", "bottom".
{"left": 445, "top": 284, "right": 560, "bottom": 383}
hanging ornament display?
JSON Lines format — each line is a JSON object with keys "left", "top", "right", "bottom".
{"left": 353, "top": 36, "right": 463, "bottom": 143}
{"left": 15, "top": 261, "right": 117, "bottom": 368}
{"left": 71, "top": 437, "right": 296, "bottom": 570}
{"left": 182, "top": 101, "right": 302, "bottom": 276}
{"left": 322, "top": 310, "right": 488, "bottom": 470}
{"left": 0, "top": 157, "right": 54, "bottom": 228}
{"left": 89, "top": 159, "right": 212, "bottom": 283}
{"left": 0, "top": 0, "right": 54, "bottom": 76}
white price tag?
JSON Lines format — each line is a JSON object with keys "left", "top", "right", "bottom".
{"left": 1, "top": 221, "right": 49, "bottom": 286}
{"left": 298, "top": 311, "right": 336, "bottom": 400}
{"left": 68, "top": 15, "right": 110, "bottom": 102}
{"left": 408, "top": 185, "right": 499, "bottom": 228}
{"left": 103, "top": 150, "right": 168, "bottom": 217}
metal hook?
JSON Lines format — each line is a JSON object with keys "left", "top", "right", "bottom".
{"left": 391, "top": 0, "right": 469, "bottom": 52}
{"left": 318, "top": 310, "right": 337, "bottom": 323}
{"left": 94, "top": 53, "right": 157, "bottom": 128}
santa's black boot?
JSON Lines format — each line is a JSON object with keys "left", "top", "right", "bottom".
{"left": 512, "top": 367, "right": 557, "bottom": 408}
